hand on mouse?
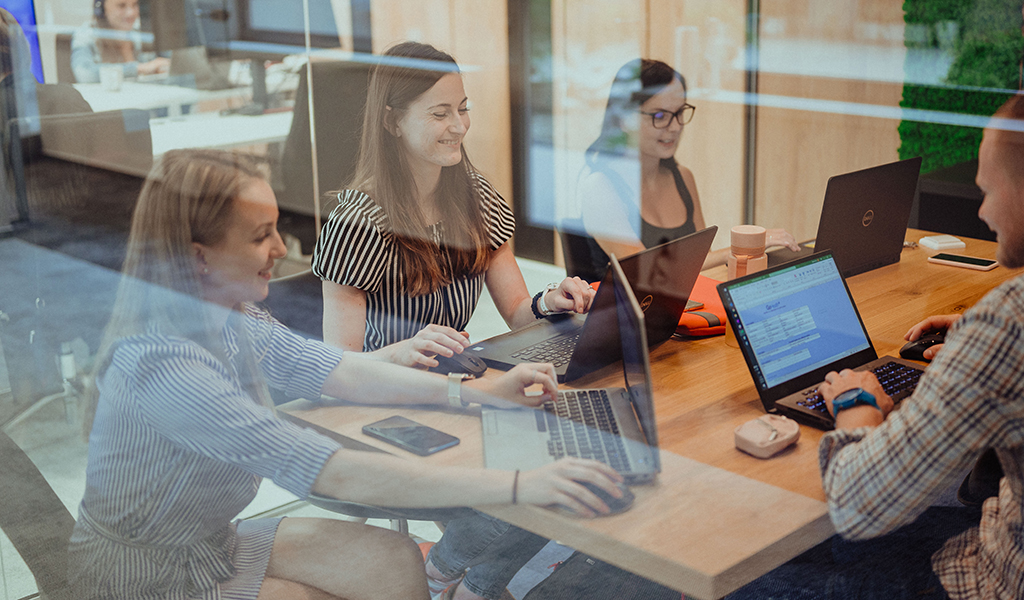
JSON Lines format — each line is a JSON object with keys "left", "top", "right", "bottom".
{"left": 515, "top": 459, "right": 624, "bottom": 517}
{"left": 378, "top": 325, "right": 470, "bottom": 369}
{"left": 905, "top": 314, "right": 960, "bottom": 361}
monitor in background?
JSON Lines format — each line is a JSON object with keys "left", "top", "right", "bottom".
{"left": 4, "top": 0, "right": 43, "bottom": 83}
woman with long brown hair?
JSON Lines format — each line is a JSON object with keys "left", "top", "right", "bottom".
{"left": 70, "top": 0, "right": 168, "bottom": 83}
{"left": 312, "top": 41, "right": 594, "bottom": 368}
{"left": 68, "top": 148, "right": 621, "bottom": 600}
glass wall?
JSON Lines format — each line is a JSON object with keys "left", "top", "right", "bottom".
{"left": 0, "top": 0, "right": 1020, "bottom": 597}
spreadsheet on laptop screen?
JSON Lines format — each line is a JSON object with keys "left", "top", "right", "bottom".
{"left": 728, "top": 256, "right": 870, "bottom": 389}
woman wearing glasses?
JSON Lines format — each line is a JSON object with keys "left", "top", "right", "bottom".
{"left": 576, "top": 59, "right": 798, "bottom": 278}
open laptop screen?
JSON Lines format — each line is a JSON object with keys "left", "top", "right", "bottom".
{"left": 722, "top": 254, "right": 871, "bottom": 390}
{"left": 610, "top": 255, "right": 660, "bottom": 471}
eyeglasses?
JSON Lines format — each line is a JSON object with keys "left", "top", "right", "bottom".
{"left": 639, "top": 104, "right": 696, "bottom": 129}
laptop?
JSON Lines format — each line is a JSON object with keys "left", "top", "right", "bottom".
{"left": 482, "top": 255, "right": 660, "bottom": 483}
{"left": 717, "top": 251, "right": 925, "bottom": 430}
{"left": 766, "top": 157, "right": 922, "bottom": 277}
{"left": 468, "top": 226, "right": 717, "bottom": 382}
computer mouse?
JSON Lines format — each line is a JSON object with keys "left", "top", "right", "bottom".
{"left": 576, "top": 481, "right": 635, "bottom": 515}
{"left": 899, "top": 331, "right": 946, "bottom": 363}
{"left": 428, "top": 351, "right": 488, "bottom": 377}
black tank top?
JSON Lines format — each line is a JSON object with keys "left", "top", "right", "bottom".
{"left": 579, "top": 160, "right": 695, "bottom": 281}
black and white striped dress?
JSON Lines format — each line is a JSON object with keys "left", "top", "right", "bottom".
{"left": 68, "top": 305, "right": 345, "bottom": 600}
{"left": 312, "top": 174, "right": 516, "bottom": 351}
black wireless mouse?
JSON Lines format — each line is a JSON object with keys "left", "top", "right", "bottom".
{"left": 577, "top": 481, "right": 634, "bottom": 515}
{"left": 899, "top": 332, "right": 946, "bottom": 363}
{"left": 428, "top": 351, "right": 488, "bottom": 378}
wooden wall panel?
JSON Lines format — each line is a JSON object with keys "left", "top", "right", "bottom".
{"left": 649, "top": 0, "right": 747, "bottom": 250}
{"left": 754, "top": 74, "right": 903, "bottom": 240}
{"left": 753, "top": 0, "right": 905, "bottom": 242}
{"left": 550, "top": 0, "right": 646, "bottom": 223}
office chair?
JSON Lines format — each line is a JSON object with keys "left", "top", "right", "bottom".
{"left": 263, "top": 268, "right": 324, "bottom": 342}
{"left": 0, "top": 430, "right": 76, "bottom": 600}
{"left": 278, "top": 60, "right": 372, "bottom": 236}
{"left": 558, "top": 218, "right": 605, "bottom": 283}
{"left": 54, "top": 34, "right": 75, "bottom": 84}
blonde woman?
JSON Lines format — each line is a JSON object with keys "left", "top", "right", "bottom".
{"left": 68, "top": 149, "right": 622, "bottom": 600}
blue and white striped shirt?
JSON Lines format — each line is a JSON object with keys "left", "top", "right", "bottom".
{"left": 68, "top": 305, "right": 344, "bottom": 599}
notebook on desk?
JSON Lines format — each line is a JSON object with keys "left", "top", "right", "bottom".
{"left": 482, "top": 255, "right": 660, "bottom": 483}
{"left": 766, "top": 157, "right": 922, "bottom": 277}
{"left": 717, "top": 251, "right": 925, "bottom": 430}
{"left": 467, "top": 226, "right": 716, "bottom": 382}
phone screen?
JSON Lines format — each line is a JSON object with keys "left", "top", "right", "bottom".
{"left": 362, "top": 416, "right": 460, "bottom": 456}
{"left": 930, "top": 253, "right": 998, "bottom": 268}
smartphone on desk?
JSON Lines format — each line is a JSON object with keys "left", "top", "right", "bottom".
{"left": 927, "top": 253, "right": 998, "bottom": 271}
{"left": 362, "top": 416, "right": 460, "bottom": 456}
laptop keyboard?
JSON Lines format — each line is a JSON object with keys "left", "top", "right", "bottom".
{"left": 796, "top": 361, "right": 924, "bottom": 416}
{"left": 511, "top": 331, "right": 581, "bottom": 368}
{"left": 536, "top": 389, "right": 629, "bottom": 472}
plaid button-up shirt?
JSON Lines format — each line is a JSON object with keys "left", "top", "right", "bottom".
{"left": 820, "top": 274, "right": 1024, "bottom": 599}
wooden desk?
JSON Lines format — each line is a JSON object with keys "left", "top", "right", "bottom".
{"left": 284, "top": 230, "right": 1016, "bottom": 599}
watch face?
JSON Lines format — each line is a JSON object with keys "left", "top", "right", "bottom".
{"left": 835, "top": 387, "right": 864, "bottom": 402}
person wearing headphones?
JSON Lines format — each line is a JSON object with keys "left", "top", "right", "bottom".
{"left": 70, "top": 0, "right": 169, "bottom": 83}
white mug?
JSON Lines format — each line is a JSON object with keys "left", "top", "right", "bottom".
{"left": 99, "top": 65, "right": 123, "bottom": 91}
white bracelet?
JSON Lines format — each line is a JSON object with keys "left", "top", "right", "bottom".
{"left": 448, "top": 373, "right": 471, "bottom": 408}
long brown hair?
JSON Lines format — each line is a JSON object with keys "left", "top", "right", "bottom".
{"left": 345, "top": 41, "right": 492, "bottom": 296}
{"left": 83, "top": 149, "right": 273, "bottom": 435}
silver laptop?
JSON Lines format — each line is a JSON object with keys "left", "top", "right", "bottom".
{"left": 468, "top": 226, "right": 716, "bottom": 382}
{"left": 482, "top": 255, "right": 660, "bottom": 483}
{"left": 766, "top": 157, "right": 922, "bottom": 277}
{"left": 717, "top": 250, "right": 924, "bottom": 430}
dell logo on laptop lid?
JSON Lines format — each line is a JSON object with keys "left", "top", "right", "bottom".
{"left": 862, "top": 209, "right": 874, "bottom": 227}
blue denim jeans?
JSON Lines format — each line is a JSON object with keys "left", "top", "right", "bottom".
{"left": 428, "top": 510, "right": 549, "bottom": 600}
{"left": 726, "top": 506, "right": 981, "bottom": 600}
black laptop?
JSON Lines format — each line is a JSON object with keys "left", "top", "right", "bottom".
{"left": 467, "top": 226, "right": 716, "bottom": 382}
{"left": 766, "top": 157, "right": 922, "bottom": 277}
{"left": 717, "top": 250, "right": 925, "bottom": 430}
{"left": 482, "top": 254, "right": 660, "bottom": 483}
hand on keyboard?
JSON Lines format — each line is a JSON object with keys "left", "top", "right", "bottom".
{"left": 820, "top": 369, "right": 894, "bottom": 428}
{"left": 463, "top": 363, "right": 558, "bottom": 408}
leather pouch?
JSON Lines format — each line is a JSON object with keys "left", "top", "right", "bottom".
{"left": 734, "top": 415, "right": 800, "bottom": 458}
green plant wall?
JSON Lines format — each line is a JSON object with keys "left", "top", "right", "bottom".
{"left": 899, "top": 0, "right": 1023, "bottom": 174}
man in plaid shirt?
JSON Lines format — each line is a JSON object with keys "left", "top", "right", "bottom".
{"left": 730, "top": 96, "right": 1024, "bottom": 599}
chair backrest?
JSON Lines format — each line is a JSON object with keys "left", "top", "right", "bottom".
{"left": 40, "top": 108, "right": 153, "bottom": 178}
{"left": 279, "top": 60, "right": 372, "bottom": 216}
{"left": 55, "top": 34, "right": 75, "bottom": 84}
{"left": 0, "top": 431, "right": 76, "bottom": 600}
{"left": 559, "top": 218, "right": 606, "bottom": 283}
{"left": 263, "top": 268, "right": 324, "bottom": 342}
